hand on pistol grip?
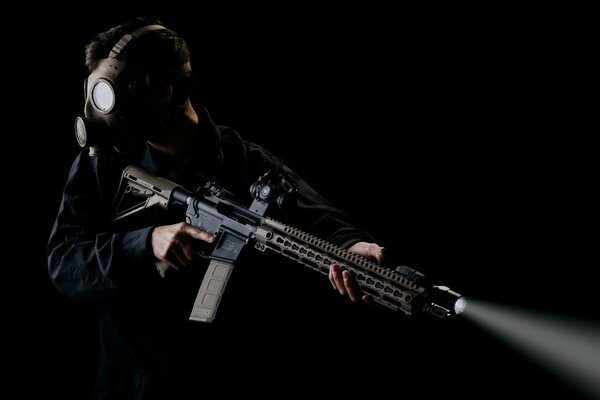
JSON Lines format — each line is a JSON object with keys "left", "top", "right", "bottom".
{"left": 151, "top": 222, "right": 215, "bottom": 277}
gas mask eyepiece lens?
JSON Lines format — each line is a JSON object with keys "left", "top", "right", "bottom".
{"left": 91, "top": 79, "right": 115, "bottom": 112}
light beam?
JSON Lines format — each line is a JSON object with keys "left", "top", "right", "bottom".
{"left": 463, "top": 299, "right": 600, "bottom": 399}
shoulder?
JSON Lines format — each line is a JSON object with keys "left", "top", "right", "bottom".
{"left": 217, "top": 125, "right": 279, "bottom": 169}
{"left": 219, "top": 126, "right": 282, "bottom": 179}
{"left": 212, "top": 125, "right": 284, "bottom": 198}
{"left": 196, "top": 104, "right": 276, "bottom": 166}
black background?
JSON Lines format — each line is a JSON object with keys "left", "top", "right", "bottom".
{"left": 12, "top": 7, "right": 596, "bottom": 399}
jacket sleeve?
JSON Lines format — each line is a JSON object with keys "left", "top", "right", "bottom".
{"left": 47, "top": 152, "right": 155, "bottom": 302}
{"left": 273, "top": 161, "right": 377, "bottom": 248}
{"left": 220, "top": 128, "right": 377, "bottom": 248}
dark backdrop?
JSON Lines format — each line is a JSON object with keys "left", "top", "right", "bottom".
{"left": 13, "top": 8, "right": 594, "bottom": 399}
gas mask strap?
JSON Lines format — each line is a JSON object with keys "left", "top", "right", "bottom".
{"left": 109, "top": 24, "right": 167, "bottom": 59}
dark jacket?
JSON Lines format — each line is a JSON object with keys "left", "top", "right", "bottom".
{"left": 48, "top": 106, "right": 373, "bottom": 399}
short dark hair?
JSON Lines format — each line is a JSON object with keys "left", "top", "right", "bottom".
{"left": 84, "top": 16, "right": 191, "bottom": 78}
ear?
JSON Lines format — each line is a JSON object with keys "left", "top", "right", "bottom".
{"left": 158, "top": 82, "right": 173, "bottom": 105}
{"left": 146, "top": 74, "right": 173, "bottom": 105}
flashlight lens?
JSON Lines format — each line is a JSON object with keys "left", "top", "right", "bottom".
{"left": 454, "top": 297, "right": 467, "bottom": 315}
{"left": 91, "top": 80, "right": 115, "bottom": 112}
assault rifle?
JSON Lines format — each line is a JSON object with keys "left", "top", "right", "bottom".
{"left": 113, "top": 165, "right": 465, "bottom": 323}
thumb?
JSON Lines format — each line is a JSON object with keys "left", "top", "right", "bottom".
{"left": 370, "top": 245, "right": 385, "bottom": 263}
{"left": 348, "top": 242, "right": 385, "bottom": 263}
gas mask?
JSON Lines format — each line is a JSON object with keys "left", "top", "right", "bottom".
{"left": 74, "top": 24, "right": 191, "bottom": 156}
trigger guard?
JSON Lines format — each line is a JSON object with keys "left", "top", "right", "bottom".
{"left": 196, "top": 239, "right": 216, "bottom": 259}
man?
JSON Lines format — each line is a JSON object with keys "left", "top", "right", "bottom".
{"left": 48, "top": 16, "right": 384, "bottom": 399}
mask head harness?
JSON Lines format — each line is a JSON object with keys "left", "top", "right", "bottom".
{"left": 74, "top": 24, "right": 192, "bottom": 156}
